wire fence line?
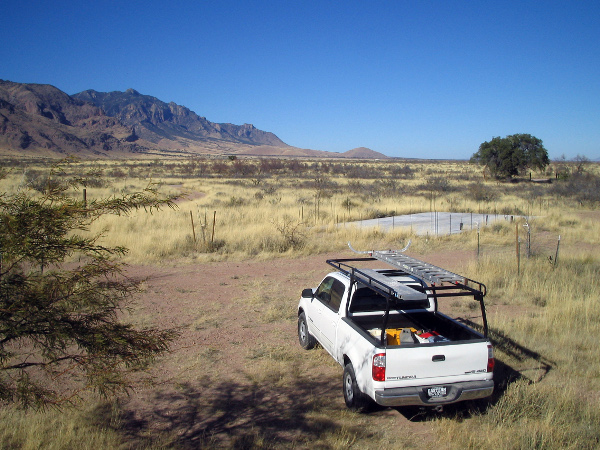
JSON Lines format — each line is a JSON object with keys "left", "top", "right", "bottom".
{"left": 341, "top": 211, "right": 522, "bottom": 236}
{"left": 340, "top": 212, "right": 563, "bottom": 269}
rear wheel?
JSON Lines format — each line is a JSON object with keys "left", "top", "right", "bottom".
{"left": 298, "top": 312, "right": 316, "bottom": 350}
{"left": 343, "top": 363, "right": 370, "bottom": 412}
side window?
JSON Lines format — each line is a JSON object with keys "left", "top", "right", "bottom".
{"left": 315, "top": 277, "right": 334, "bottom": 303}
{"left": 315, "top": 277, "right": 345, "bottom": 313}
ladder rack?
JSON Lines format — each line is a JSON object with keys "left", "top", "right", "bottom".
{"left": 346, "top": 244, "right": 486, "bottom": 299}
{"left": 334, "top": 244, "right": 489, "bottom": 337}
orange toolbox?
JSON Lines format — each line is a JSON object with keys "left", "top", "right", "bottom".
{"left": 386, "top": 327, "right": 418, "bottom": 345}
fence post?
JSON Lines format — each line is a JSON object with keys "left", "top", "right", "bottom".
{"left": 477, "top": 222, "right": 480, "bottom": 259}
{"left": 516, "top": 222, "right": 520, "bottom": 275}
{"left": 190, "top": 211, "right": 196, "bottom": 243}
{"left": 524, "top": 223, "right": 531, "bottom": 258}
{"left": 211, "top": 210, "right": 217, "bottom": 243}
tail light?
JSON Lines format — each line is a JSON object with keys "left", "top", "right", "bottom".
{"left": 487, "top": 344, "right": 495, "bottom": 372}
{"left": 372, "top": 353, "right": 386, "bottom": 381}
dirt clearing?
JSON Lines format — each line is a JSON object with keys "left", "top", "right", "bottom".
{"left": 106, "top": 250, "right": 518, "bottom": 447}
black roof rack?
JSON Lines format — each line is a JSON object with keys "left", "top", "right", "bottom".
{"left": 327, "top": 244, "right": 489, "bottom": 337}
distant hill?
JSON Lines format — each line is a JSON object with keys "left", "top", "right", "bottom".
{"left": 0, "top": 79, "right": 389, "bottom": 159}
{"left": 342, "top": 147, "right": 389, "bottom": 159}
{"left": 0, "top": 80, "right": 141, "bottom": 157}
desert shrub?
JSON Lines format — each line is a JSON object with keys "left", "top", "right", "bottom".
{"left": 301, "top": 177, "right": 338, "bottom": 197}
{"left": 490, "top": 221, "right": 510, "bottom": 234}
{"left": 343, "top": 164, "right": 382, "bottom": 179}
{"left": 200, "top": 238, "right": 226, "bottom": 253}
{"left": 227, "top": 196, "right": 246, "bottom": 207}
{"left": 330, "top": 163, "right": 347, "bottom": 175}
{"left": 316, "top": 162, "right": 331, "bottom": 174}
{"left": 106, "top": 167, "right": 127, "bottom": 178}
{"left": 363, "top": 208, "right": 389, "bottom": 219}
{"left": 271, "top": 216, "right": 306, "bottom": 251}
{"left": 261, "top": 185, "right": 277, "bottom": 196}
{"left": 211, "top": 160, "right": 229, "bottom": 175}
{"left": 23, "top": 169, "right": 53, "bottom": 192}
{"left": 373, "top": 179, "right": 406, "bottom": 197}
{"left": 467, "top": 182, "right": 499, "bottom": 202}
{"left": 258, "top": 158, "right": 284, "bottom": 174}
{"left": 358, "top": 184, "right": 382, "bottom": 203}
{"left": 389, "top": 164, "right": 415, "bottom": 179}
{"left": 179, "top": 158, "right": 209, "bottom": 178}
{"left": 424, "top": 176, "right": 455, "bottom": 193}
{"left": 345, "top": 180, "right": 364, "bottom": 194}
{"left": 341, "top": 197, "right": 359, "bottom": 211}
{"left": 230, "top": 159, "right": 257, "bottom": 177}
{"left": 550, "top": 172, "right": 600, "bottom": 205}
{"left": 284, "top": 159, "right": 307, "bottom": 175}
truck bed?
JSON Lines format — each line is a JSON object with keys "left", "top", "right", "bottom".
{"left": 349, "top": 310, "right": 484, "bottom": 346}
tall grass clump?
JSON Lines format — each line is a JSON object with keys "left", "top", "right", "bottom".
{"left": 0, "top": 403, "right": 126, "bottom": 449}
{"left": 436, "top": 381, "right": 600, "bottom": 449}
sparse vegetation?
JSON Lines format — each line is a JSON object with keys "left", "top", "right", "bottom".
{"left": 0, "top": 155, "right": 599, "bottom": 448}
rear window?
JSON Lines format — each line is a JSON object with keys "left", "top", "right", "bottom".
{"left": 349, "top": 286, "right": 430, "bottom": 312}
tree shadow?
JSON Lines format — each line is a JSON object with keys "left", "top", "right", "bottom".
{"left": 88, "top": 322, "right": 556, "bottom": 439}
{"left": 89, "top": 373, "right": 366, "bottom": 448}
{"left": 394, "top": 319, "right": 554, "bottom": 422}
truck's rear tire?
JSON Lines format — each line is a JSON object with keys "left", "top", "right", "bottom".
{"left": 298, "top": 312, "right": 316, "bottom": 350}
{"left": 343, "top": 363, "right": 370, "bottom": 412}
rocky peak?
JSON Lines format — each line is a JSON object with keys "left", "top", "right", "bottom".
{"left": 73, "top": 88, "right": 288, "bottom": 147}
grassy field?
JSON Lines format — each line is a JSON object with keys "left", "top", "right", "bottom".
{"left": 1, "top": 157, "right": 587, "bottom": 262}
{"left": 1, "top": 156, "right": 599, "bottom": 448}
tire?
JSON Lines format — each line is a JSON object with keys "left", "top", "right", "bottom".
{"left": 298, "top": 312, "right": 316, "bottom": 350}
{"left": 343, "top": 363, "right": 371, "bottom": 412}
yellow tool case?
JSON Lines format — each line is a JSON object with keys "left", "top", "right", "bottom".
{"left": 386, "top": 327, "right": 419, "bottom": 345}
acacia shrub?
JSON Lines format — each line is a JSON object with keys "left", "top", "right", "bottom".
{"left": 0, "top": 163, "right": 178, "bottom": 408}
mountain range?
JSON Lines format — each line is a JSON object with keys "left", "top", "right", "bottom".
{"left": 0, "top": 80, "right": 388, "bottom": 159}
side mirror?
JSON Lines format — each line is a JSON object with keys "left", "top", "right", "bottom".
{"left": 302, "top": 288, "right": 314, "bottom": 299}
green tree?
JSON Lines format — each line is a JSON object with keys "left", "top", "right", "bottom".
{"left": 470, "top": 134, "right": 549, "bottom": 179}
{"left": 0, "top": 163, "right": 178, "bottom": 408}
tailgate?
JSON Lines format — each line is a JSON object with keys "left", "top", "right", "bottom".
{"left": 384, "top": 341, "right": 490, "bottom": 387}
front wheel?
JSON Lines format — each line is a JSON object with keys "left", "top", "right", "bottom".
{"left": 343, "top": 363, "right": 371, "bottom": 412}
{"left": 298, "top": 312, "right": 316, "bottom": 350}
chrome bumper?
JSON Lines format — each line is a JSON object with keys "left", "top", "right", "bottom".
{"left": 374, "top": 380, "right": 494, "bottom": 407}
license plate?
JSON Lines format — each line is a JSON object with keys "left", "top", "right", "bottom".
{"left": 427, "top": 386, "right": 447, "bottom": 398}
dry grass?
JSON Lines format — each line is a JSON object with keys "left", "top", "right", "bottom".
{"left": 1, "top": 156, "right": 600, "bottom": 448}
{"left": 0, "top": 402, "right": 128, "bottom": 449}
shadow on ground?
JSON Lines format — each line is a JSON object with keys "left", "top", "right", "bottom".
{"left": 88, "top": 323, "right": 555, "bottom": 444}
{"left": 90, "top": 373, "right": 362, "bottom": 448}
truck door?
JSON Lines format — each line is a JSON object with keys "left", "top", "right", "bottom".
{"left": 313, "top": 276, "right": 345, "bottom": 354}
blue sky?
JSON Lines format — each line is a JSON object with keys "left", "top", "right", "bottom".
{"left": 2, "top": 1, "right": 599, "bottom": 159}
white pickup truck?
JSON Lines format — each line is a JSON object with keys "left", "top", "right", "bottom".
{"left": 297, "top": 247, "right": 494, "bottom": 412}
